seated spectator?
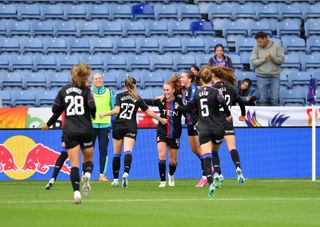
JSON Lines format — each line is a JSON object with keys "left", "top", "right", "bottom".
{"left": 208, "top": 44, "right": 233, "bottom": 69}
{"left": 234, "top": 78, "right": 256, "bottom": 106}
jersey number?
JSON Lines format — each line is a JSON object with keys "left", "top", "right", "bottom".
{"left": 200, "top": 99, "right": 209, "bottom": 117}
{"left": 219, "top": 94, "right": 231, "bottom": 111}
{"left": 119, "top": 103, "right": 135, "bottom": 120}
{"left": 65, "top": 96, "right": 85, "bottom": 116}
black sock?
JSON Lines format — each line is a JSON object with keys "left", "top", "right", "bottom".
{"left": 169, "top": 163, "right": 177, "bottom": 176}
{"left": 52, "top": 151, "right": 68, "bottom": 180}
{"left": 230, "top": 149, "right": 241, "bottom": 169}
{"left": 159, "top": 159, "right": 166, "bottom": 181}
{"left": 70, "top": 167, "right": 80, "bottom": 191}
{"left": 83, "top": 161, "right": 94, "bottom": 174}
{"left": 124, "top": 151, "right": 132, "bottom": 174}
{"left": 211, "top": 150, "right": 221, "bottom": 175}
{"left": 202, "top": 154, "right": 213, "bottom": 185}
{"left": 198, "top": 155, "right": 205, "bottom": 176}
{"left": 113, "top": 154, "right": 121, "bottom": 179}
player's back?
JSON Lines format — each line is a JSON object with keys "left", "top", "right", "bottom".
{"left": 213, "top": 81, "right": 238, "bottom": 118}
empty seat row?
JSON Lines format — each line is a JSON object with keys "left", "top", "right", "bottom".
{"left": 280, "top": 71, "right": 320, "bottom": 88}
{"left": 0, "top": 37, "right": 226, "bottom": 54}
{"left": 197, "top": 0, "right": 319, "bottom": 4}
{"left": 0, "top": 0, "right": 187, "bottom": 5}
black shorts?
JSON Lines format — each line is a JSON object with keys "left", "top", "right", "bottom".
{"left": 112, "top": 126, "right": 137, "bottom": 140}
{"left": 187, "top": 125, "right": 198, "bottom": 136}
{"left": 157, "top": 135, "right": 180, "bottom": 149}
{"left": 64, "top": 132, "right": 94, "bottom": 149}
{"left": 198, "top": 128, "right": 224, "bottom": 145}
{"left": 223, "top": 120, "right": 235, "bottom": 136}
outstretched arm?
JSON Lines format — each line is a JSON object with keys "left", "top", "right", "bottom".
{"left": 99, "top": 106, "right": 120, "bottom": 119}
{"left": 145, "top": 109, "right": 167, "bottom": 125}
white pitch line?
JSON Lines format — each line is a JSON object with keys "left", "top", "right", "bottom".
{"left": 0, "top": 197, "right": 320, "bottom": 204}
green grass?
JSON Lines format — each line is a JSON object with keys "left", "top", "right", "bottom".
{"left": 0, "top": 179, "right": 320, "bottom": 227}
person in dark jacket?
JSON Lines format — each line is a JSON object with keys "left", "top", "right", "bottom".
{"left": 234, "top": 78, "right": 256, "bottom": 106}
{"left": 208, "top": 44, "right": 233, "bottom": 69}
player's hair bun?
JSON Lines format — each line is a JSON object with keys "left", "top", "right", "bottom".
{"left": 199, "top": 66, "right": 213, "bottom": 84}
{"left": 71, "top": 63, "right": 91, "bottom": 87}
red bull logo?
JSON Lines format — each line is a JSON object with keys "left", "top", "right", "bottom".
{"left": 0, "top": 135, "right": 70, "bottom": 180}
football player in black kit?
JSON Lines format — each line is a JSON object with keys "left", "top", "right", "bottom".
{"left": 51, "top": 63, "right": 96, "bottom": 204}
{"left": 178, "top": 66, "right": 232, "bottom": 197}
{"left": 100, "top": 76, "right": 167, "bottom": 188}
{"left": 144, "top": 75, "right": 183, "bottom": 188}
{"left": 210, "top": 66, "right": 246, "bottom": 188}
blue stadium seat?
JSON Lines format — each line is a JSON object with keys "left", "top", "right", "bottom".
{"left": 196, "top": 54, "right": 211, "bottom": 67}
{"left": 234, "top": 4, "right": 256, "bottom": 21}
{"left": 182, "top": 37, "right": 206, "bottom": 54}
{"left": 114, "top": 38, "right": 136, "bottom": 53}
{"left": 77, "top": 21, "right": 101, "bottom": 37}
{"left": 125, "top": 71, "right": 142, "bottom": 88}
{"left": 136, "top": 88, "right": 155, "bottom": 99}
{"left": 280, "top": 72, "right": 289, "bottom": 88}
{"left": 33, "top": 55, "right": 57, "bottom": 71}
{"left": 280, "top": 87, "right": 306, "bottom": 106}
{"left": 256, "top": 4, "right": 280, "bottom": 30}
{"left": 57, "top": 55, "right": 80, "bottom": 71}
{"left": 54, "top": 0, "right": 75, "bottom": 4}
{"left": 208, "top": 4, "right": 233, "bottom": 21}
{"left": 247, "top": 21, "right": 272, "bottom": 37}
{"left": 287, "top": 71, "right": 312, "bottom": 87}
{"left": 10, "top": 55, "right": 33, "bottom": 71}
{"left": 17, "top": 5, "right": 41, "bottom": 20}
{"left": 80, "top": 55, "right": 104, "bottom": 70}
{"left": 37, "top": 90, "right": 57, "bottom": 107}
{"left": 41, "top": 5, "right": 64, "bottom": 20}
{"left": 43, "top": 38, "right": 68, "bottom": 54}
{"left": 237, "top": 71, "right": 256, "bottom": 83}
{"left": 204, "top": 37, "right": 228, "bottom": 54}
{"left": 277, "top": 21, "right": 301, "bottom": 37}
{"left": 24, "top": 72, "right": 48, "bottom": 90}
{"left": 68, "top": 38, "right": 90, "bottom": 54}
{"left": 282, "top": 54, "right": 301, "bottom": 71}
{"left": 1, "top": 72, "right": 24, "bottom": 89}
{"left": 222, "top": 21, "right": 247, "bottom": 38}
{"left": 160, "top": 38, "right": 183, "bottom": 54}
{"left": 155, "top": 5, "right": 178, "bottom": 20}
{"left": 312, "top": 71, "right": 320, "bottom": 84}
{"left": 100, "top": 21, "right": 123, "bottom": 36}
{"left": 305, "top": 5, "right": 320, "bottom": 21}
{"left": 228, "top": 54, "right": 243, "bottom": 70}
{"left": 21, "top": 38, "right": 44, "bottom": 54}
{"left": 142, "top": 72, "right": 164, "bottom": 88}
{"left": 47, "top": 72, "right": 70, "bottom": 89}
{"left": 169, "top": 21, "right": 192, "bottom": 36}
{"left": 0, "top": 5, "right": 17, "bottom": 19}
{"left": 146, "top": 21, "right": 169, "bottom": 36}
{"left": 90, "top": 38, "right": 115, "bottom": 54}
{"left": 55, "top": 22, "right": 77, "bottom": 37}
{"left": 0, "top": 38, "right": 21, "bottom": 53}
{"left": 150, "top": 55, "right": 174, "bottom": 70}
{"left": 191, "top": 21, "right": 213, "bottom": 36}
{"left": 235, "top": 37, "right": 256, "bottom": 54}
{"left": 105, "top": 55, "right": 128, "bottom": 70}
{"left": 301, "top": 54, "right": 320, "bottom": 71}
{"left": 136, "top": 37, "right": 160, "bottom": 54}
{"left": 131, "top": 4, "right": 154, "bottom": 20}
{"left": 87, "top": 5, "right": 110, "bottom": 20}
{"left": 307, "top": 37, "right": 320, "bottom": 54}
{"left": 0, "top": 55, "right": 10, "bottom": 70}
{"left": 281, "top": 37, "right": 306, "bottom": 54}
{"left": 127, "top": 55, "right": 151, "bottom": 70}
{"left": 178, "top": 5, "right": 201, "bottom": 20}
{"left": 173, "top": 55, "right": 196, "bottom": 70}
{"left": 0, "top": 22, "right": 7, "bottom": 36}
{"left": 123, "top": 21, "right": 147, "bottom": 37}
{"left": 65, "top": 5, "right": 88, "bottom": 20}
{"left": 12, "top": 90, "right": 37, "bottom": 107}
{"left": 103, "top": 71, "right": 123, "bottom": 89}
{"left": 279, "top": 5, "right": 303, "bottom": 20}
{"left": 110, "top": 5, "right": 132, "bottom": 20}
{"left": 305, "top": 20, "right": 320, "bottom": 38}
{"left": 31, "top": 21, "right": 55, "bottom": 37}
{"left": 0, "top": 90, "right": 13, "bottom": 107}
{"left": 8, "top": 21, "right": 31, "bottom": 37}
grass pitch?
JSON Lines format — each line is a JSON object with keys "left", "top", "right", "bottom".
{"left": 0, "top": 179, "right": 319, "bottom": 227}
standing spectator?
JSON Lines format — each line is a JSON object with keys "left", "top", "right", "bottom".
{"left": 91, "top": 72, "right": 115, "bottom": 182}
{"left": 234, "top": 78, "right": 256, "bottom": 106}
{"left": 208, "top": 44, "right": 233, "bottom": 69}
{"left": 251, "top": 32, "right": 284, "bottom": 106}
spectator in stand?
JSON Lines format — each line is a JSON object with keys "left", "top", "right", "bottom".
{"left": 208, "top": 44, "right": 233, "bottom": 69}
{"left": 189, "top": 64, "right": 201, "bottom": 86}
{"left": 251, "top": 32, "right": 284, "bottom": 106}
{"left": 234, "top": 78, "right": 256, "bottom": 106}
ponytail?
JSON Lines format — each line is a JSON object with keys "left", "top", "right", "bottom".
{"left": 71, "top": 63, "right": 91, "bottom": 87}
{"left": 198, "top": 66, "right": 213, "bottom": 84}
{"left": 125, "top": 76, "right": 139, "bottom": 100}
{"left": 165, "top": 74, "right": 182, "bottom": 96}
{"left": 211, "top": 66, "right": 237, "bottom": 87}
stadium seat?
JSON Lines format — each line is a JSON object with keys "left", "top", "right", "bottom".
{"left": 237, "top": 71, "right": 256, "bottom": 83}
{"left": 191, "top": 21, "right": 214, "bottom": 36}
{"left": 0, "top": 38, "right": 21, "bottom": 53}
{"left": 247, "top": 21, "right": 272, "bottom": 37}
{"left": 87, "top": 5, "right": 110, "bottom": 20}
{"left": 301, "top": 54, "right": 320, "bottom": 71}
{"left": 77, "top": 22, "right": 101, "bottom": 37}
{"left": 8, "top": 21, "right": 31, "bottom": 37}
{"left": 282, "top": 54, "right": 301, "bottom": 71}
{"left": 33, "top": 55, "right": 57, "bottom": 71}
{"left": 65, "top": 5, "right": 88, "bottom": 20}
{"left": 280, "top": 87, "right": 306, "bottom": 106}
{"left": 110, "top": 5, "right": 132, "bottom": 20}
{"left": 131, "top": 4, "right": 155, "bottom": 20}
{"left": 12, "top": 90, "right": 37, "bottom": 107}
{"left": 0, "top": 55, "right": 10, "bottom": 70}
{"left": 196, "top": 54, "right": 212, "bottom": 67}
{"left": 0, "top": 5, "right": 17, "bottom": 19}
{"left": 55, "top": 22, "right": 77, "bottom": 37}
{"left": 90, "top": 38, "right": 115, "bottom": 54}
{"left": 0, "top": 90, "right": 13, "bottom": 107}
{"left": 229, "top": 54, "right": 243, "bottom": 70}
{"left": 1, "top": 72, "right": 24, "bottom": 89}
{"left": 104, "top": 55, "right": 128, "bottom": 70}
{"left": 305, "top": 5, "right": 320, "bottom": 21}
{"left": 10, "top": 55, "right": 33, "bottom": 71}
{"left": 307, "top": 37, "right": 320, "bottom": 54}
{"left": 256, "top": 4, "right": 279, "bottom": 21}
{"left": 21, "top": 38, "right": 44, "bottom": 54}
{"left": 142, "top": 72, "right": 164, "bottom": 88}
{"left": 31, "top": 21, "right": 55, "bottom": 37}
{"left": 123, "top": 21, "right": 147, "bottom": 37}
{"left": 169, "top": 21, "right": 192, "bottom": 36}
{"left": 154, "top": 5, "right": 178, "bottom": 20}
{"left": 234, "top": 4, "right": 257, "bottom": 21}
{"left": 305, "top": 20, "right": 320, "bottom": 38}
{"left": 146, "top": 21, "right": 169, "bottom": 37}
{"left": 57, "top": 55, "right": 80, "bottom": 71}
{"left": 235, "top": 37, "right": 256, "bottom": 54}
{"left": 222, "top": 21, "right": 247, "bottom": 38}
{"left": 41, "top": 5, "right": 64, "bottom": 20}
{"left": 204, "top": 37, "right": 228, "bottom": 54}
{"left": 281, "top": 37, "right": 306, "bottom": 55}
{"left": 136, "top": 37, "right": 160, "bottom": 54}
{"left": 0, "top": 22, "right": 7, "bottom": 36}
{"left": 150, "top": 55, "right": 174, "bottom": 71}
{"left": 24, "top": 72, "right": 48, "bottom": 90}
{"left": 127, "top": 55, "right": 151, "bottom": 71}
{"left": 208, "top": 4, "right": 233, "bottom": 21}
{"left": 103, "top": 71, "right": 123, "bottom": 89}
{"left": 280, "top": 72, "right": 289, "bottom": 88}
{"left": 114, "top": 38, "right": 136, "bottom": 53}
{"left": 79, "top": 55, "right": 104, "bottom": 70}
{"left": 279, "top": 5, "right": 303, "bottom": 20}
{"left": 311, "top": 71, "right": 320, "bottom": 84}
{"left": 287, "top": 71, "right": 312, "bottom": 87}
{"left": 67, "top": 38, "right": 90, "bottom": 54}
{"left": 160, "top": 38, "right": 183, "bottom": 54}
{"left": 277, "top": 21, "right": 301, "bottom": 37}
{"left": 100, "top": 21, "right": 123, "bottom": 36}
{"left": 47, "top": 72, "right": 70, "bottom": 89}
{"left": 182, "top": 37, "right": 206, "bottom": 54}
{"left": 37, "top": 90, "right": 57, "bottom": 107}
{"left": 124, "top": 71, "right": 142, "bottom": 88}
{"left": 17, "top": 5, "right": 41, "bottom": 20}
{"left": 136, "top": 88, "right": 155, "bottom": 99}
{"left": 173, "top": 55, "right": 196, "bottom": 70}
{"left": 178, "top": 5, "right": 201, "bottom": 20}
{"left": 43, "top": 38, "right": 68, "bottom": 54}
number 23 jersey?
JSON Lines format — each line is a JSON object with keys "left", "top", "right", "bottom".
{"left": 114, "top": 91, "right": 149, "bottom": 130}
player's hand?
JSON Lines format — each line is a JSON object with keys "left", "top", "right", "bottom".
{"left": 246, "top": 96, "right": 252, "bottom": 101}
{"left": 154, "top": 95, "right": 164, "bottom": 101}
{"left": 99, "top": 113, "right": 105, "bottom": 119}
{"left": 159, "top": 118, "right": 167, "bottom": 125}
{"left": 238, "top": 115, "right": 246, "bottom": 121}
{"left": 174, "top": 102, "right": 180, "bottom": 110}
{"left": 226, "top": 115, "right": 232, "bottom": 122}
{"left": 41, "top": 124, "right": 49, "bottom": 131}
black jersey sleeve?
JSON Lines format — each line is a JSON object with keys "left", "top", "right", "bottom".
{"left": 216, "top": 90, "right": 231, "bottom": 116}
{"left": 231, "top": 88, "right": 246, "bottom": 116}
{"left": 138, "top": 99, "right": 149, "bottom": 111}
{"left": 143, "top": 99, "right": 160, "bottom": 106}
{"left": 87, "top": 88, "right": 96, "bottom": 119}
{"left": 115, "top": 93, "right": 121, "bottom": 106}
{"left": 47, "top": 112, "right": 61, "bottom": 127}
{"left": 52, "top": 90, "right": 64, "bottom": 115}
{"left": 178, "top": 101, "right": 196, "bottom": 113}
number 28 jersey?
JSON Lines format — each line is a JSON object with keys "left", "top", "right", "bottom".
{"left": 114, "top": 91, "right": 149, "bottom": 130}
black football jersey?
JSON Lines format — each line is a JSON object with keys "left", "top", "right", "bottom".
{"left": 181, "top": 83, "right": 199, "bottom": 126}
